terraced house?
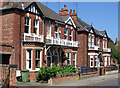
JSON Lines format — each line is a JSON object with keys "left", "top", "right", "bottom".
{"left": 0, "top": 1, "right": 111, "bottom": 81}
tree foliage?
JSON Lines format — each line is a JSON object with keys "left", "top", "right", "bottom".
{"left": 110, "top": 42, "right": 120, "bottom": 64}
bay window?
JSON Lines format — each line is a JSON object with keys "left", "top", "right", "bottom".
{"left": 104, "top": 57, "right": 107, "bottom": 66}
{"left": 25, "top": 17, "right": 31, "bottom": 33}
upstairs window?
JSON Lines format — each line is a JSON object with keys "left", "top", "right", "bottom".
{"left": 103, "top": 40, "right": 104, "bottom": 49}
{"left": 92, "top": 36, "right": 94, "bottom": 46}
{"left": 64, "top": 28, "right": 68, "bottom": 40}
{"left": 69, "top": 29, "right": 73, "bottom": 41}
{"left": 97, "top": 37, "right": 100, "bottom": 47}
{"left": 47, "top": 23, "right": 51, "bottom": 37}
{"left": 55, "top": 25, "right": 59, "bottom": 38}
{"left": 25, "top": 17, "right": 31, "bottom": 33}
{"left": 34, "top": 19, "right": 39, "bottom": 35}
{"left": 88, "top": 35, "right": 91, "bottom": 46}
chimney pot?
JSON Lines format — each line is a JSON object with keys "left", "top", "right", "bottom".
{"left": 70, "top": 9, "right": 72, "bottom": 13}
{"left": 73, "top": 10, "right": 75, "bottom": 13}
{"left": 64, "top": 5, "right": 67, "bottom": 9}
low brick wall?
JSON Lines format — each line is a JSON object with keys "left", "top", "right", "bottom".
{"left": 29, "top": 72, "right": 38, "bottom": 81}
{"left": 106, "top": 70, "right": 118, "bottom": 75}
{"left": 48, "top": 75, "right": 79, "bottom": 85}
{"left": 81, "top": 72, "right": 99, "bottom": 78}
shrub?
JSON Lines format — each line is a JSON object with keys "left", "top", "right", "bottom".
{"left": 77, "top": 71, "right": 81, "bottom": 77}
{"left": 36, "top": 65, "right": 77, "bottom": 81}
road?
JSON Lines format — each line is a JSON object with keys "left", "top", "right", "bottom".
{"left": 53, "top": 73, "right": 119, "bottom": 86}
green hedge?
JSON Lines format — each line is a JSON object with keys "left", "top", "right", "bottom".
{"left": 36, "top": 65, "right": 76, "bottom": 81}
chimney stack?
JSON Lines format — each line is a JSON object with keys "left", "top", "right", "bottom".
{"left": 59, "top": 5, "right": 68, "bottom": 16}
{"left": 70, "top": 9, "right": 72, "bottom": 14}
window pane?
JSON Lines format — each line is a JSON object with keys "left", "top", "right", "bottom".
{"left": 25, "top": 26, "right": 29, "bottom": 33}
{"left": 36, "top": 60, "right": 40, "bottom": 68}
{"left": 29, "top": 60, "right": 31, "bottom": 68}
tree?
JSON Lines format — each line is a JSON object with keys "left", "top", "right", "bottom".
{"left": 110, "top": 42, "right": 120, "bottom": 64}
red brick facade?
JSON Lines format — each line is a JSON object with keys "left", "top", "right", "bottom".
{"left": 0, "top": 2, "right": 111, "bottom": 81}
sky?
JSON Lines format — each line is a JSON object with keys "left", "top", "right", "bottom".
{"left": 40, "top": 2, "right": 118, "bottom": 42}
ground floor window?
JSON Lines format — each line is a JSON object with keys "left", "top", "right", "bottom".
{"left": 108, "top": 57, "right": 110, "bottom": 65}
{"left": 47, "top": 51, "right": 52, "bottom": 67}
{"left": 35, "top": 50, "right": 42, "bottom": 69}
{"left": 73, "top": 53, "right": 76, "bottom": 67}
{"left": 104, "top": 56, "right": 107, "bottom": 66}
{"left": 95, "top": 55, "right": 97, "bottom": 67}
{"left": 90, "top": 55, "right": 94, "bottom": 67}
{"left": 66, "top": 52, "right": 71, "bottom": 65}
{"left": 26, "top": 49, "right": 32, "bottom": 70}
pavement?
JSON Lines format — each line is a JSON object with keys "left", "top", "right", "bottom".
{"left": 16, "top": 73, "right": 119, "bottom": 87}
{"left": 53, "top": 73, "right": 119, "bottom": 86}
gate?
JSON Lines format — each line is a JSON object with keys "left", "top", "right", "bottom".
{"left": 0, "top": 64, "right": 10, "bottom": 87}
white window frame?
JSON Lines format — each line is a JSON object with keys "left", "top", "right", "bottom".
{"left": 108, "top": 57, "right": 110, "bottom": 65}
{"left": 97, "top": 37, "right": 100, "bottom": 48}
{"left": 104, "top": 56, "right": 107, "bottom": 66}
{"left": 55, "top": 25, "right": 59, "bottom": 39}
{"left": 64, "top": 28, "right": 68, "bottom": 40}
{"left": 95, "top": 55, "right": 97, "bottom": 67}
{"left": 66, "top": 52, "right": 71, "bottom": 65}
{"left": 90, "top": 55, "right": 94, "bottom": 68}
{"left": 26, "top": 49, "right": 32, "bottom": 70}
{"left": 35, "top": 49, "right": 42, "bottom": 70}
{"left": 88, "top": 35, "right": 91, "bottom": 47}
{"left": 47, "top": 23, "right": 51, "bottom": 37}
{"left": 34, "top": 19, "right": 39, "bottom": 35}
{"left": 25, "top": 17, "right": 31, "bottom": 34}
{"left": 92, "top": 36, "right": 94, "bottom": 47}
{"left": 103, "top": 40, "right": 105, "bottom": 49}
{"left": 69, "top": 29, "right": 73, "bottom": 41}
{"left": 73, "top": 53, "right": 76, "bottom": 67}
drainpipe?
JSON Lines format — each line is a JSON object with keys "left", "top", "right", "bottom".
{"left": 19, "top": 10, "right": 22, "bottom": 70}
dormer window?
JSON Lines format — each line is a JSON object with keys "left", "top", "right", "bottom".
{"left": 25, "top": 17, "right": 31, "bottom": 33}
{"left": 34, "top": 19, "right": 39, "bottom": 35}
{"left": 64, "top": 28, "right": 68, "bottom": 40}
{"left": 27, "top": 4, "right": 38, "bottom": 14}
{"left": 69, "top": 29, "right": 73, "bottom": 41}
{"left": 55, "top": 25, "right": 59, "bottom": 39}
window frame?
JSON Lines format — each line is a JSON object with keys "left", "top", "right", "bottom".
{"left": 88, "top": 35, "right": 91, "bottom": 46}
{"left": 55, "top": 25, "right": 59, "bottom": 39}
{"left": 33, "top": 19, "right": 39, "bottom": 35}
{"left": 35, "top": 49, "right": 42, "bottom": 70}
{"left": 104, "top": 56, "right": 107, "bottom": 66}
{"left": 95, "top": 55, "right": 97, "bottom": 67}
{"left": 24, "top": 16, "right": 31, "bottom": 34}
{"left": 69, "top": 29, "right": 73, "bottom": 41}
{"left": 64, "top": 28, "right": 68, "bottom": 40}
{"left": 47, "top": 23, "right": 51, "bottom": 37}
{"left": 90, "top": 55, "right": 94, "bottom": 68}
{"left": 97, "top": 37, "right": 100, "bottom": 48}
{"left": 66, "top": 52, "right": 71, "bottom": 65}
{"left": 26, "top": 49, "right": 32, "bottom": 70}
{"left": 72, "top": 53, "right": 76, "bottom": 67}
{"left": 92, "top": 36, "right": 94, "bottom": 47}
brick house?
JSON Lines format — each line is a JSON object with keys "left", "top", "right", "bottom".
{"left": 0, "top": 1, "right": 111, "bottom": 80}
{"left": 77, "top": 18, "right": 111, "bottom": 68}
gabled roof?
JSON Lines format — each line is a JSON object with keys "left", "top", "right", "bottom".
{"left": 1, "top": 1, "right": 64, "bottom": 22}
{"left": 77, "top": 17, "right": 109, "bottom": 38}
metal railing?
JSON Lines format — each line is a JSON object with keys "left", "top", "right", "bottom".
{"left": 46, "top": 36, "right": 78, "bottom": 47}
{"left": 23, "top": 33, "right": 44, "bottom": 42}
{"left": 103, "top": 48, "right": 111, "bottom": 52}
{"left": 88, "top": 45, "right": 99, "bottom": 50}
